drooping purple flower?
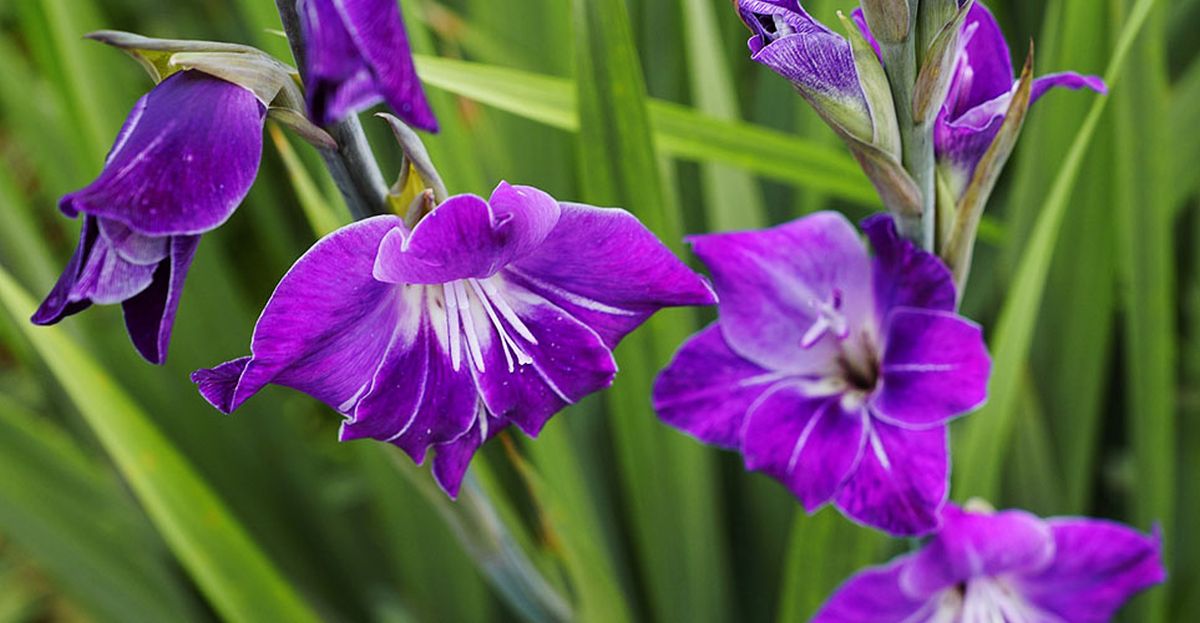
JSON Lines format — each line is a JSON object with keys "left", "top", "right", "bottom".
{"left": 32, "top": 70, "right": 266, "bottom": 364}
{"left": 734, "top": 1, "right": 874, "bottom": 140}
{"left": 192, "top": 182, "right": 715, "bottom": 496}
{"left": 813, "top": 504, "right": 1165, "bottom": 622}
{"left": 934, "top": 2, "right": 1105, "bottom": 195}
{"left": 299, "top": 0, "right": 437, "bottom": 131}
{"left": 653, "top": 212, "right": 990, "bottom": 536}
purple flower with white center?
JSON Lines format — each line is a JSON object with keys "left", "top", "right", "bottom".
{"left": 32, "top": 70, "right": 266, "bottom": 364}
{"left": 734, "top": 0, "right": 874, "bottom": 140}
{"left": 652, "top": 212, "right": 990, "bottom": 536}
{"left": 813, "top": 503, "right": 1165, "bottom": 622}
{"left": 299, "top": 0, "right": 437, "bottom": 131}
{"left": 192, "top": 182, "right": 715, "bottom": 496}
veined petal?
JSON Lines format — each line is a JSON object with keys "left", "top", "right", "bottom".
{"left": 192, "top": 216, "right": 402, "bottom": 414}
{"left": 900, "top": 505, "right": 1055, "bottom": 598}
{"left": 862, "top": 214, "right": 956, "bottom": 317}
{"left": 346, "top": 289, "right": 478, "bottom": 463}
{"left": 742, "top": 384, "right": 867, "bottom": 511}
{"left": 653, "top": 323, "right": 779, "bottom": 449}
{"left": 689, "top": 211, "right": 872, "bottom": 374}
{"left": 835, "top": 421, "right": 947, "bottom": 536}
{"left": 301, "top": 0, "right": 437, "bottom": 130}
{"left": 751, "top": 34, "right": 872, "bottom": 139}
{"left": 97, "top": 218, "right": 169, "bottom": 266}
{"left": 70, "top": 227, "right": 158, "bottom": 306}
{"left": 1018, "top": 519, "right": 1165, "bottom": 623}
{"left": 507, "top": 202, "right": 716, "bottom": 349}
{"left": 813, "top": 556, "right": 939, "bottom": 623}
{"left": 122, "top": 234, "right": 201, "bottom": 364}
{"left": 871, "top": 309, "right": 990, "bottom": 428}
{"left": 469, "top": 277, "right": 617, "bottom": 437}
{"left": 373, "top": 183, "right": 561, "bottom": 285}
{"left": 60, "top": 70, "right": 265, "bottom": 236}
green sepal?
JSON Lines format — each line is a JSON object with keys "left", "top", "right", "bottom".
{"left": 837, "top": 11, "right": 902, "bottom": 158}
{"left": 911, "top": 0, "right": 975, "bottom": 124}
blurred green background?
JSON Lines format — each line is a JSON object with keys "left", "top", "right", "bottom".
{"left": 0, "top": 0, "right": 1195, "bottom": 621}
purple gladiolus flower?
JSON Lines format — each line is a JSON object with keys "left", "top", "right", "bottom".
{"left": 32, "top": 70, "right": 266, "bottom": 364}
{"left": 814, "top": 504, "right": 1165, "bottom": 622}
{"left": 735, "top": 1, "right": 873, "bottom": 138}
{"left": 299, "top": 0, "right": 437, "bottom": 131}
{"left": 192, "top": 182, "right": 715, "bottom": 496}
{"left": 653, "top": 212, "right": 990, "bottom": 535}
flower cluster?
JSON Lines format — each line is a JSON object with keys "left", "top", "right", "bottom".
{"left": 30, "top": 0, "right": 1166, "bottom": 619}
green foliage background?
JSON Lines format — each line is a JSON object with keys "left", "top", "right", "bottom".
{"left": 0, "top": 0, "right": 1195, "bottom": 621}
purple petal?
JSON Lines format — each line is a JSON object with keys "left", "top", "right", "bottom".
{"left": 468, "top": 277, "right": 617, "bottom": 437}
{"left": 122, "top": 234, "right": 201, "bottom": 364}
{"left": 900, "top": 505, "right": 1055, "bottom": 597}
{"left": 742, "top": 383, "right": 867, "bottom": 511}
{"left": 506, "top": 202, "right": 716, "bottom": 349}
{"left": 1030, "top": 71, "right": 1107, "bottom": 104}
{"left": 301, "top": 0, "right": 438, "bottom": 130}
{"left": 944, "top": 3, "right": 1014, "bottom": 118}
{"left": 736, "top": 0, "right": 832, "bottom": 45}
{"left": 97, "top": 218, "right": 169, "bottom": 266}
{"left": 849, "top": 8, "right": 882, "bottom": 61}
{"left": 340, "top": 289, "right": 479, "bottom": 463}
{"left": 750, "top": 34, "right": 868, "bottom": 122}
{"left": 813, "top": 557, "right": 937, "bottom": 623}
{"left": 871, "top": 309, "right": 990, "bottom": 428}
{"left": 834, "top": 421, "right": 947, "bottom": 536}
{"left": 60, "top": 71, "right": 265, "bottom": 236}
{"left": 373, "top": 183, "right": 561, "bottom": 285}
{"left": 861, "top": 214, "right": 956, "bottom": 316}
{"left": 1018, "top": 519, "right": 1165, "bottom": 623}
{"left": 689, "top": 211, "right": 872, "bottom": 374}
{"left": 192, "top": 216, "right": 402, "bottom": 413}
{"left": 70, "top": 224, "right": 158, "bottom": 306}
{"left": 653, "top": 323, "right": 778, "bottom": 449}
{"left": 431, "top": 412, "right": 505, "bottom": 498}
{"left": 31, "top": 218, "right": 100, "bottom": 325}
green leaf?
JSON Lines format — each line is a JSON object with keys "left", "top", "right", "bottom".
{"left": 953, "top": 0, "right": 1160, "bottom": 502}
{"left": 572, "top": 1, "right": 731, "bottom": 622}
{"left": 0, "top": 267, "right": 322, "bottom": 623}
{"left": 775, "top": 508, "right": 888, "bottom": 622}
{"left": 0, "top": 396, "right": 200, "bottom": 623}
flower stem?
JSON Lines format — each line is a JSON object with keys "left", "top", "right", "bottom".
{"left": 879, "top": 0, "right": 936, "bottom": 251}
{"left": 274, "top": 0, "right": 390, "bottom": 221}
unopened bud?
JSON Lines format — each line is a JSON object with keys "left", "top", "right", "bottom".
{"left": 859, "top": 0, "right": 911, "bottom": 44}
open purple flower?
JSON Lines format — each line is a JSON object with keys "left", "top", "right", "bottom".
{"left": 653, "top": 212, "right": 990, "bottom": 535}
{"left": 735, "top": 1, "right": 873, "bottom": 140}
{"left": 193, "top": 182, "right": 714, "bottom": 496}
{"left": 814, "top": 504, "right": 1165, "bottom": 622}
{"left": 299, "top": 0, "right": 437, "bottom": 131}
{"left": 32, "top": 70, "right": 266, "bottom": 364}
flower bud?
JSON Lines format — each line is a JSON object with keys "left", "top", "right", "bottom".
{"left": 378, "top": 113, "right": 449, "bottom": 218}
{"left": 859, "top": 0, "right": 911, "bottom": 44}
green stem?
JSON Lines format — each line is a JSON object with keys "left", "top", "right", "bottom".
{"left": 274, "top": 0, "right": 389, "bottom": 221}
{"left": 880, "top": 0, "right": 936, "bottom": 250}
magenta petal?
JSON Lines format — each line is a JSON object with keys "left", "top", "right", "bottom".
{"left": 469, "top": 278, "right": 616, "bottom": 437}
{"left": 871, "top": 309, "right": 990, "bottom": 428}
{"left": 340, "top": 290, "right": 478, "bottom": 463}
{"left": 1018, "top": 519, "right": 1165, "bottom": 623}
{"left": 122, "top": 235, "right": 201, "bottom": 364}
{"left": 742, "top": 384, "right": 867, "bottom": 511}
{"left": 1031, "top": 71, "right": 1108, "bottom": 104}
{"left": 301, "top": 0, "right": 437, "bottom": 130}
{"left": 60, "top": 71, "right": 264, "bottom": 237}
{"left": 507, "top": 202, "right": 716, "bottom": 349}
{"left": 835, "top": 421, "right": 947, "bottom": 536}
{"left": 373, "top": 183, "right": 561, "bottom": 285}
{"left": 861, "top": 214, "right": 956, "bottom": 316}
{"left": 812, "top": 557, "right": 936, "bottom": 623}
{"left": 900, "top": 505, "right": 1055, "bottom": 597}
{"left": 653, "top": 323, "right": 777, "bottom": 449}
{"left": 431, "top": 412, "right": 504, "bottom": 498}
{"left": 945, "top": 3, "right": 1014, "bottom": 117}
{"left": 191, "top": 216, "right": 402, "bottom": 413}
{"left": 689, "top": 211, "right": 872, "bottom": 374}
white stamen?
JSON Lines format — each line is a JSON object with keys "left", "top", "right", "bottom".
{"left": 443, "top": 282, "right": 464, "bottom": 371}
{"left": 455, "top": 281, "right": 487, "bottom": 373}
